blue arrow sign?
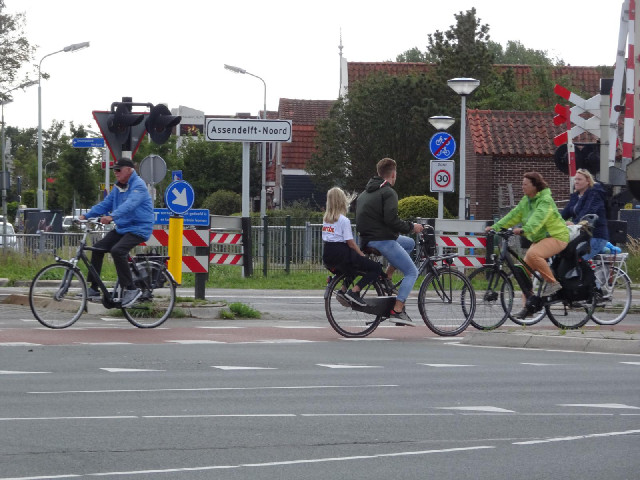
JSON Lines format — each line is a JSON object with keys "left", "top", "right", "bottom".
{"left": 164, "top": 180, "right": 195, "bottom": 215}
{"left": 154, "top": 208, "right": 209, "bottom": 226}
{"left": 72, "top": 137, "right": 105, "bottom": 148}
{"left": 429, "top": 132, "right": 456, "bottom": 160}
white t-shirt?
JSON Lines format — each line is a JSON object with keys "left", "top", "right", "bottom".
{"left": 322, "top": 214, "right": 354, "bottom": 243}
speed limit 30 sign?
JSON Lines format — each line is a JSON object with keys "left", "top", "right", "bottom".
{"left": 430, "top": 160, "right": 455, "bottom": 192}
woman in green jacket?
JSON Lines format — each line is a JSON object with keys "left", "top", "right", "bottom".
{"left": 486, "top": 171, "right": 569, "bottom": 317}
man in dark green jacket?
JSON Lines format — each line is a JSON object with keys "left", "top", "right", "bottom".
{"left": 356, "top": 158, "right": 424, "bottom": 325}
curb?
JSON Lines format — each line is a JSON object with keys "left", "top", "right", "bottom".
{"left": 462, "top": 331, "right": 640, "bottom": 355}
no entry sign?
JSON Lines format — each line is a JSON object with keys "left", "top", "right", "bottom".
{"left": 430, "top": 160, "right": 455, "bottom": 192}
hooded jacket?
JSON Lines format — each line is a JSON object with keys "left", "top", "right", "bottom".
{"left": 355, "top": 176, "right": 413, "bottom": 243}
{"left": 85, "top": 170, "right": 154, "bottom": 240}
{"left": 491, "top": 188, "right": 569, "bottom": 243}
{"left": 561, "top": 182, "right": 609, "bottom": 240}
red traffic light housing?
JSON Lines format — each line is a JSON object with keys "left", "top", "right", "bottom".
{"left": 145, "top": 104, "right": 181, "bottom": 144}
{"left": 107, "top": 104, "right": 145, "bottom": 143}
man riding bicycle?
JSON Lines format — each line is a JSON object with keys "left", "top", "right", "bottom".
{"left": 79, "top": 158, "right": 154, "bottom": 307}
{"left": 356, "top": 158, "right": 424, "bottom": 326}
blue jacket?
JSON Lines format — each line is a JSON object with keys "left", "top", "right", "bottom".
{"left": 85, "top": 171, "right": 154, "bottom": 241}
{"left": 561, "top": 182, "right": 609, "bottom": 241}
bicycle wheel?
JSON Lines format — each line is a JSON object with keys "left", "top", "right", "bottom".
{"left": 29, "top": 263, "right": 87, "bottom": 329}
{"left": 546, "top": 296, "right": 595, "bottom": 329}
{"left": 468, "top": 266, "right": 513, "bottom": 330}
{"left": 122, "top": 261, "right": 176, "bottom": 328}
{"left": 591, "top": 267, "right": 632, "bottom": 325}
{"left": 418, "top": 268, "right": 475, "bottom": 336}
{"left": 325, "top": 273, "right": 384, "bottom": 337}
{"left": 509, "top": 275, "right": 547, "bottom": 326}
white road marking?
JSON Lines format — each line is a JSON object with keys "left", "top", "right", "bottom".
{"left": 0, "top": 370, "right": 49, "bottom": 375}
{"left": 76, "top": 342, "right": 133, "bottom": 345}
{"left": 341, "top": 338, "right": 393, "bottom": 341}
{"left": 273, "top": 325, "right": 325, "bottom": 329}
{"left": 620, "top": 361, "right": 640, "bottom": 365}
{"left": 513, "top": 429, "right": 640, "bottom": 445}
{"left": 100, "top": 368, "right": 165, "bottom": 373}
{"left": 419, "top": 363, "right": 474, "bottom": 367}
{"left": 212, "top": 366, "right": 277, "bottom": 370}
{"left": 165, "top": 340, "right": 226, "bottom": 344}
{"left": 196, "top": 326, "right": 243, "bottom": 329}
{"left": 438, "top": 406, "right": 515, "bottom": 413}
{"left": 0, "top": 342, "right": 40, "bottom": 346}
{"left": 317, "top": 364, "right": 382, "bottom": 369}
{"left": 0, "top": 445, "right": 494, "bottom": 479}
{"left": 521, "top": 363, "right": 562, "bottom": 366}
{"left": 29, "top": 384, "right": 398, "bottom": 394}
{"left": 559, "top": 403, "right": 640, "bottom": 410}
{"left": 236, "top": 339, "right": 317, "bottom": 344}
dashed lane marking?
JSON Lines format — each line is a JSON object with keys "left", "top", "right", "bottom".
{"left": 559, "top": 403, "right": 640, "bottom": 409}
{"left": 212, "top": 366, "right": 277, "bottom": 370}
{"left": 317, "top": 364, "right": 383, "bottom": 369}
{"left": 0, "top": 370, "right": 50, "bottom": 375}
{"left": 100, "top": 368, "right": 166, "bottom": 373}
{"left": 419, "top": 363, "right": 475, "bottom": 368}
{"left": 438, "top": 406, "right": 515, "bottom": 413}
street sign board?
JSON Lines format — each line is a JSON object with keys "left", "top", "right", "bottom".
{"left": 139, "top": 155, "right": 167, "bottom": 185}
{"left": 429, "top": 132, "right": 456, "bottom": 160}
{"left": 154, "top": 208, "right": 209, "bottom": 226}
{"left": 164, "top": 180, "right": 195, "bottom": 215}
{"left": 205, "top": 118, "right": 292, "bottom": 142}
{"left": 171, "top": 170, "right": 182, "bottom": 181}
{"left": 72, "top": 137, "right": 105, "bottom": 148}
{"left": 430, "top": 160, "right": 455, "bottom": 192}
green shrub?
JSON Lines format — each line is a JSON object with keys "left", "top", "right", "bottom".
{"left": 398, "top": 195, "right": 452, "bottom": 220}
{"left": 201, "top": 190, "right": 241, "bottom": 216}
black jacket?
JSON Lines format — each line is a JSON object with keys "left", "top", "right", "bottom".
{"left": 355, "top": 176, "right": 413, "bottom": 243}
{"left": 561, "top": 182, "right": 609, "bottom": 240}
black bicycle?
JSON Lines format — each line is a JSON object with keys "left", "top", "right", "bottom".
{"left": 324, "top": 225, "right": 476, "bottom": 338}
{"left": 468, "top": 224, "right": 597, "bottom": 330}
{"left": 29, "top": 219, "right": 177, "bottom": 329}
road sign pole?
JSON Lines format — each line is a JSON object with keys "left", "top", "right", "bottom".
{"left": 242, "top": 142, "right": 250, "bottom": 217}
{"left": 168, "top": 215, "right": 184, "bottom": 285}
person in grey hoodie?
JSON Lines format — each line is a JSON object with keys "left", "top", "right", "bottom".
{"left": 356, "top": 158, "right": 424, "bottom": 326}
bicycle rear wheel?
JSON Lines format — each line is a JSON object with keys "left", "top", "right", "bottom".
{"left": 29, "top": 263, "right": 87, "bottom": 329}
{"left": 468, "top": 266, "right": 512, "bottom": 330}
{"left": 122, "top": 261, "right": 176, "bottom": 328}
{"left": 418, "top": 268, "right": 475, "bottom": 336}
{"left": 546, "top": 296, "right": 595, "bottom": 330}
{"left": 325, "top": 273, "right": 384, "bottom": 337}
{"left": 591, "top": 267, "right": 632, "bottom": 325}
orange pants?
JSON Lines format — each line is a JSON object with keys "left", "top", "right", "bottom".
{"left": 523, "top": 237, "right": 568, "bottom": 283}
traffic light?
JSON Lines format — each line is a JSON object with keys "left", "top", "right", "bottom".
{"left": 554, "top": 143, "right": 600, "bottom": 175}
{"left": 107, "top": 103, "right": 145, "bottom": 143}
{"left": 145, "top": 104, "right": 181, "bottom": 144}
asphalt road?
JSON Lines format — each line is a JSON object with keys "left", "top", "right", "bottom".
{"left": 1, "top": 288, "right": 639, "bottom": 479}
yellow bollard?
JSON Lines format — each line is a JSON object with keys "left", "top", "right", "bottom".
{"left": 167, "top": 215, "right": 184, "bottom": 284}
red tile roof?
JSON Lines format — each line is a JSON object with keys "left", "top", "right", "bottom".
{"left": 467, "top": 109, "right": 599, "bottom": 157}
{"left": 278, "top": 98, "right": 336, "bottom": 125}
{"left": 347, "top": 62, "right": 609, "bottom": 96}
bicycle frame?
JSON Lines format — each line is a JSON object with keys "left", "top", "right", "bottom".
{"left": 488, "top": 231, "right": 543, "bottom": 299}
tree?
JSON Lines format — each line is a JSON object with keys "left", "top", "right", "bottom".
{"left": 0, "top": 0, "right": 37, "bottom": 92}
{"left": 396, "top": 47, "right": 429, "bottom": 63}
{"left": 490, "top": 40, "right": 562, "bottom": 66}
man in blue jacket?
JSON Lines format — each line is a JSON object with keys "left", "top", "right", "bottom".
{"left": 80, "top": 158, "right": 154, "bottom": 307}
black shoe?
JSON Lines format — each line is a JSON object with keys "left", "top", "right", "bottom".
{"left": 382, "top": 277, "right": 398, "bottom": 295}
{"left": 336, "top": 290, "right": 351, "bottom": 308}
{"left": 389, "top": 309, "right": 416, "bottom": 327}
{"left": 345, "top": 289, "right": 367, "bottom": 307}
{"left": 121, "top": 288, "right": 142, "bottom": 308}
{"left": 514, "top": 307, "right": 531, "bottom": 320}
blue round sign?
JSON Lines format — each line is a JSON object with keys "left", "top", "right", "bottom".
{"left": 429, "top": 132, "right": 457, "bottom": 160}
{"left": 164, "top": 180, "right": 195, "bottom": 215}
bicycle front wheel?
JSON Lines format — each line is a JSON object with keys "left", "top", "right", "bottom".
{"left": 29, "top": 263, "right": 87, "bottom": 329}
{"left": 468, "top": 266, "right": 513, "bottom": 330}
{"left": 122, "top": 261, "right": 176, "bottom": 328}
{"left": 591, "top": 267, "right": 632, "bottom": 325}
{"left": 546, "top": 296, "right": 595, "bottom": 330}
{"left": 325, "top": 273, "right": 383, "bottom": 338}
{"left": 418, "top": 268, "right": 475, "bottom": 336}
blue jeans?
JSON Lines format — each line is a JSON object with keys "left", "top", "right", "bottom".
{"left": 582, "top": 237, "right": 608, "bottom": 261}
{"left": 367, "top": 235, "right": 417, "bottom": 303}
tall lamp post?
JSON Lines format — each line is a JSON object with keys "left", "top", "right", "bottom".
{"left": 447, "top": 77, "right": 479, "bottom": 220}
{"left": 37, "top": 41, "right": 90, "bottom": 209}
{"left": 428, "top": 115, "right": 455, "bottom": 220}
{"left": 2, "top": 80, "right": 38, "bottom": 248}
{"left": 224, "top": 64, "right": 268, "bottom": 218}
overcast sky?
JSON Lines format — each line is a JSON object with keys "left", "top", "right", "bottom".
{"left": 4, "top": 0, "right": 626, "bottom": 132}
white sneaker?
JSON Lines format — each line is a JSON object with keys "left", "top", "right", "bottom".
{"left": 542, "top": 282, "right": 562, "bottom": 296}
{"left": 121, "top": 288, "right": 142, "bottom": 307}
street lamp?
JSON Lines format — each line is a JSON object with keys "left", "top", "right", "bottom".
{"left": 2, "top": 80, "right": 38, "bottom": 249}
{"left": 428, "top": 115, "right": 455, "bottom": 220}
{"left": 447, "top": 77, "right": 480, "bottom": 220}
{"left": 43, "top": 161, "right": 57, "bottom": 209}
{"left": 37, "top": 41, "right": 90, "bottom": 209}
{"left": 224, "top": 63, "right": 268, "bottom": 218}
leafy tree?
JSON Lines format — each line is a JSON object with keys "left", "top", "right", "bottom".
{"left": 0, "top": 0, "right": 36, "bottom": 91}
{"left": 201, "top": 189, "right": 241, "bottom": 216}
{"left": 490, "top": 40, "right": 560, "bottom": 66}
{"left": 396, "top": 47, "right": 429, "bottom": 63}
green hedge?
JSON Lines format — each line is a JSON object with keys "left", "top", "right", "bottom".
{"left": 398, "top": 195, "right": 452, "bottom": 220}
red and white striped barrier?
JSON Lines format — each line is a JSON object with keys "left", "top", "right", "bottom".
{"left": 436, "top": 235, "right": 486, "bottom": 268}
{"left": 209, "top": 253, "right": 244, "bottom": 265}
{"left": 210, "top": 233, "right": 242, "bottom": 245}
{"left": 140, "top": 229, "right": 209, "bottom": 247}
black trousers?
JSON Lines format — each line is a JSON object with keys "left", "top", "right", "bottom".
{"left": 88, "top": 229, "right": 145, "bottom": 290}
{"left": 323, "top": 242, "right": 383, "bottom": 289}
